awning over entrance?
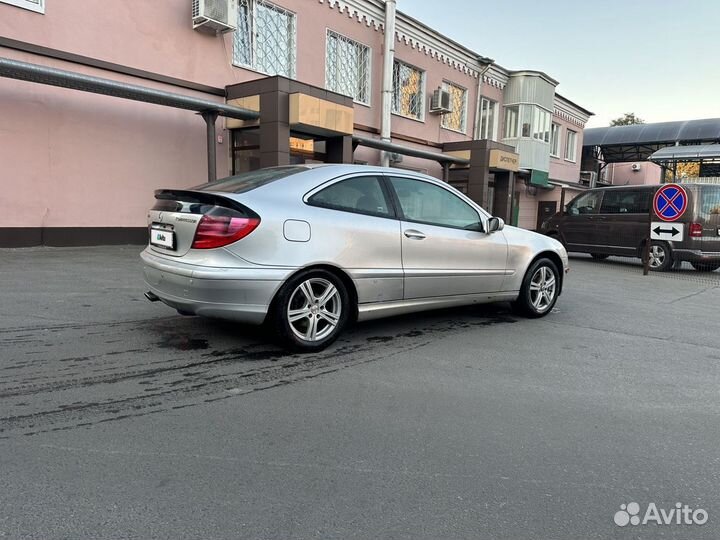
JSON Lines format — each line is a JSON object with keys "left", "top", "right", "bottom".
{"left": 649, "top": 144, "right": 720, "bottom": 163}
{"left": 529, "top": 169, "right": 549, "bottom": 187}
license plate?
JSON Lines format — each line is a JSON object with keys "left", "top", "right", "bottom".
{"left": 150, "top": 227, "right": 175, "bottom": 249}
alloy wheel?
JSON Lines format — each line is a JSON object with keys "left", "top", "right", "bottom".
{"left": 286, "top": 278, "right": 342, "bottom": 342}
{"left": 529, "top": 266, "right": 557, "bottom": 313}
{"left": 649, "top": 245, "right": 666, "bottom": 269}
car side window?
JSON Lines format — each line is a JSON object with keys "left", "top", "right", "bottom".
{"left": 600, "top": 190, "right": 650, "bottom": 214}
{"left": 567, "top": 191, "right": 603, "bottom": 215}
{"left": 388, "top": 176, "right": 481, "bottom": 230}
{"left": 308, "top": 176, "right": 393, "bottom": 218}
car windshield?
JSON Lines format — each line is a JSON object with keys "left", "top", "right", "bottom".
{"left": 192, "top": 166, "right": 308, "bottom": 193}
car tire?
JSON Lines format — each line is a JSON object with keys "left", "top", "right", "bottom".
{"left": 590, "top": 253, "right": 609, "bottom": 260}
{"left": 648, "top": 241, "right": 673, "bottom": 272}
{"left": 270, "top": 269, "right": 350, "bottom": 352}
{"left": 512, "top": 258, "right": 560, "bottom": 318}
{"left": 690, "top": 262, "right": 720, "bottom": 272}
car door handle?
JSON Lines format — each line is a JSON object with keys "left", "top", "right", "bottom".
{"left": 404, "top": 229, "right": 426, "bottom": 240}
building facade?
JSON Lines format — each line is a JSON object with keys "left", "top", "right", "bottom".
{"left": 0, "top": 0, "right": 592, "bottom": 246}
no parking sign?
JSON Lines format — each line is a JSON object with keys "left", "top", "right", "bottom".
{"left": 653, "top": 184, "right": 688, "bottom": 222}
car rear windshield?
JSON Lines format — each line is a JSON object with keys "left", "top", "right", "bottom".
{"left": 192, "top": 166, "right": 308, "bottom": 194}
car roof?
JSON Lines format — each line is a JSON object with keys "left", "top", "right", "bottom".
{"left": 227, "top": 164, "right": 445, "bottom": 196}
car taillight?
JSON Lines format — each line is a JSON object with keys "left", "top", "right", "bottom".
{"left": 191, "top": 215, "right": 260, "bottom": 249}
{"left": 689, "top": 223, "right": 703, "bottom": 238}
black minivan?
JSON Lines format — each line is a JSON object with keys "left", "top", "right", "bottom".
{"left": 540, "top": 183, "right": 720, "bottom": 271}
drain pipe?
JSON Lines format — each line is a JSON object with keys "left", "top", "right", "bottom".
{"left": 472, "top": 58, "right": 494, "bottom": 140}
{"left": 380, "top": 0, "right": 397, "bottom": 167}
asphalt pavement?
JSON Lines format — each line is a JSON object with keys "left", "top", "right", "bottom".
{"left": 1, "top": 246, "right": 719, "bottom": 539}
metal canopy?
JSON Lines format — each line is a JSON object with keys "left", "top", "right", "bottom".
{"left": 649, "top": 144, "right": 720, "bottom": 163}
{"left": 352, "top": 135, "right": 470, "bottom": 165}
{"left": 0, "top": 57, "right": 259, "bottom": 120}
{"left": 583, "top": 118, "right": 720, "bottom": 163}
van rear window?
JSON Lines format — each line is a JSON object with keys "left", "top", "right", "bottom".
{"left": 193, "top": 166, "right": 308, "bottom": 194}
{"left": 701, "top": 185, "right": 720, "bottom": 214}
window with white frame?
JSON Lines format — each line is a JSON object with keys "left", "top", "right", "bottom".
{"left": 550, "top": 123, "right": 561, "bottom": 157}
{"left": 234, "top": 0, "right": 296, "bottom": 78}
{"left": 325, "top": 31, "right": 371, "bottom": 105}
{"left": 532, "top": 108, "right": 551, "bottom": 143}
{"left": 565, "top": 129, "right": 577, "bottom": 162}
{"left": 479, "top": 98, "right": 498, "bottom": 140}
{"left": 441, "top": 81, "right": 467, "bottom": 133}
{"left": 392, "top": 60, "right": 424, "bottom": 120}
{"left": 1, "top": 0, "right": 44, "bottom": 13}
{"left": 504, "top": 105, "right": 519, "bottom": 138}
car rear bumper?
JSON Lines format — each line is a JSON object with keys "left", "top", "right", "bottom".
{"left": 140, "top": 249, "right": 291, "bottom": 324}
{"left": 672, "top": 249, "right": 720, "bottom": 263}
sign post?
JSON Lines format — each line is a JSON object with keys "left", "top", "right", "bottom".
{"left": 645, "top": 184, "right": 688, "bottom": 274}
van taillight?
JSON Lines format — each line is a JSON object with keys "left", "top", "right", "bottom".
{"left": 689, "top": 223, "right": 703, "bottom": 238}
{"left": 191, "top": 215, "right": 260, "bottom": 249}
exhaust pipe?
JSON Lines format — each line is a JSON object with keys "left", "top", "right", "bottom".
{"left": 144, "top": 291, "right": 160, "bottom": 302}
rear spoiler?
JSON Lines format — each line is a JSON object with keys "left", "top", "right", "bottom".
{"left": 153, "top": 189, "right": 255, "bottom": 215}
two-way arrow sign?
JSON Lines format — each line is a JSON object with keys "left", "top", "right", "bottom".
{"left": 653, "top": 226, "right": 680, "bottom": 237}
{"left": 650, "top": 222, "right": 685, "bottom": 241}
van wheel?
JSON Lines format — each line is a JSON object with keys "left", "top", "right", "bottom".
{"left": 590, "top": 253, "right": 609, "bottom": 260}
{"left": 512, "top": 258, "right": 560, "bottom": 318}
{"left": 648, "top": 241, "right": 673, "bottom": 272}
{"left": 690, "top": 262, "right": 720, "bottom": 272}
{"left": 271, "top": 269, "right": 350, "bottom": 352}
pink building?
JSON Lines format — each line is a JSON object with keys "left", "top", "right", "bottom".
{"left": 0, "top": 0, "right": 593, "bottom": 246}
{"left": 604, "top": 162, "right": 663, "bottom": 186}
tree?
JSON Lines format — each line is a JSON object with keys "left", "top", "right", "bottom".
{"left": 610, "top": 113, "right": 645, "bottom": 126}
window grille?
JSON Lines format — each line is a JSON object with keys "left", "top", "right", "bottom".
{"left": 234, "top": 0, "right": 296, "bottom": 78}
{"left": 325, "top": 31, "right": 370, "bottom": 104}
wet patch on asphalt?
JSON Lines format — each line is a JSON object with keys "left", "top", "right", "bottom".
{"left": 0, "top": 305, "right": 518, "bottom": 438}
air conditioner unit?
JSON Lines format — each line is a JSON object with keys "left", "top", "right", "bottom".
{"left": 192, "top": 0, "right": 238, "bottom": 34}
{"left": 429, "top": 88, "right": 453, "bottom": 114}
{"left": 631, "top": 163, "right": 641, "bottom": 172}
{"left": 579, "top": 171, "right": 597, "bottom": 185}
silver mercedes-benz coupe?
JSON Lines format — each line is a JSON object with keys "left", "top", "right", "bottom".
{"left": 141, "top": 165, "right": 569, "bottom": 351}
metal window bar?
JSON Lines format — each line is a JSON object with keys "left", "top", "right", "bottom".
{"left": 234, "top": 0, "right": 296, "bottom": 78}
{"left": 441, "top": 82, "right": 467, "bottom": 132}
{"left": 325, "top": 31, "right": 369, "bottom": 104}
{"left": 392, "top": 61, "right": 423, "bottom": 120}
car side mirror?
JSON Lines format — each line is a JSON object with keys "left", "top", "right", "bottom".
{"left": 568, "top": 207, "right": 579, "bottom": 216}
{"left": 487, "top": 217, "right": 505, "bottom": 233}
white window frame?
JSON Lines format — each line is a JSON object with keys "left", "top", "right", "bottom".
{"left": 532, "top": 107, "right": 551, "bottom": 143}
{"left": 550, "top": 123, "right": 561, "bottom": 157}
{"left": 479, "top": 97, "right": 498, "bottom": 140}
{"left": 233, "top": 0, "right": 297, "bottom": 79}
{"left": 565, "top": 129, "right": 577, "bottom": 163}
{"left": 1, "top": 0, "right": 44, "bottom": 13}
{"left": 503, "top": 105, "right": 519, "bottom": 139}
{"left": 391, "top": 59, "right": 425, "bottom": 122}
{"left": 440, "top": 80, "right": 468, "bottom": 134}
{"left": 325, "top": 29, "right": 372, "bottom": 106}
